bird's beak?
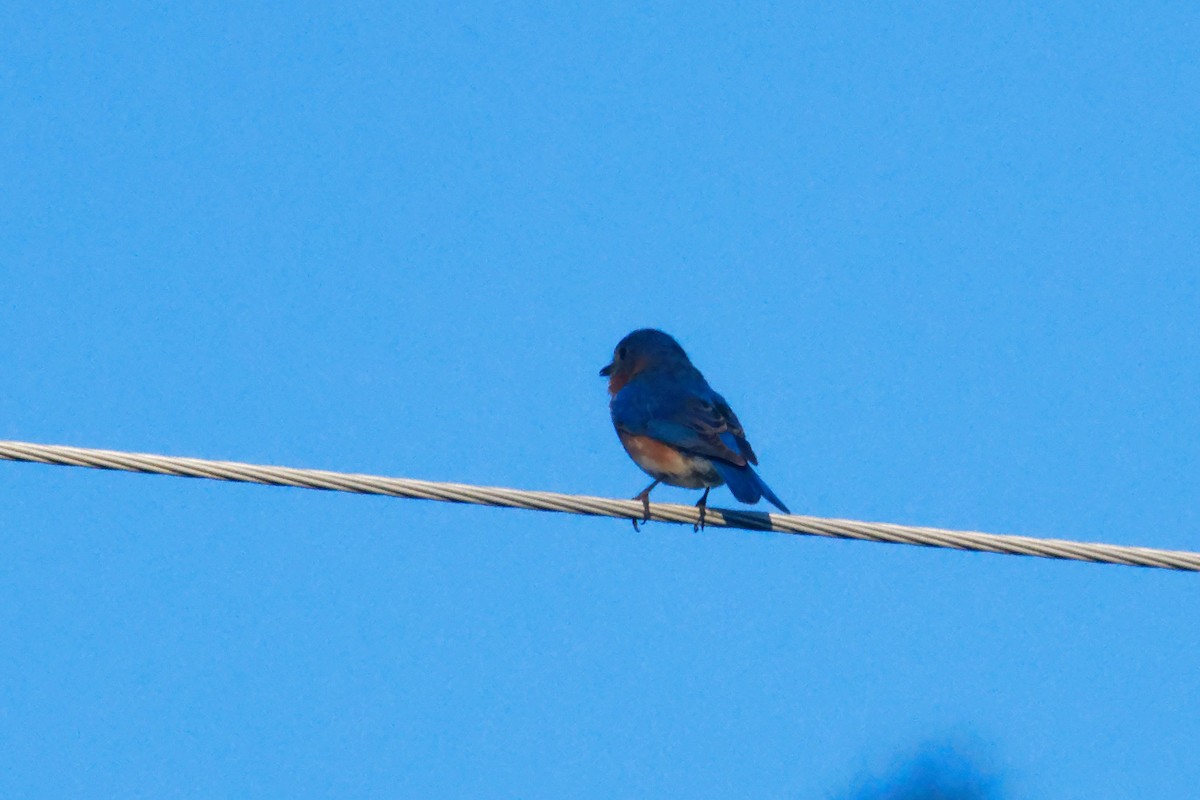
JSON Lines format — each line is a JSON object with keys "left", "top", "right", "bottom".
{"left": 599, "top": 362, "right": 613, "bottom": 377}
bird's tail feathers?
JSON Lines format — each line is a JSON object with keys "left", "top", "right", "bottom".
{"left": 755, "top": 474, "right": 790, "bottom": 514}
{"left": 712, "top": 462, "right": 791, "bottom": 515}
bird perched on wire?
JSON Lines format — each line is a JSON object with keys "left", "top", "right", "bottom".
{"left": 600, "top": 328, "right": 790, "bottom": 530}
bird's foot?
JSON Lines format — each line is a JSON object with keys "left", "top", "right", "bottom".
{"left": 631, "top": 480, "right": 659, "bottom": 531}
{"left": 693, "top": 488, "right": 711, "bottom": 532}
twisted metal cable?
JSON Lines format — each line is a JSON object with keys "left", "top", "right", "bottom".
{"left": 1, "top": 439, "right": 1197, "bottom": 572}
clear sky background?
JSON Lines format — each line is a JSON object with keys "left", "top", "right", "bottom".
{"left": 2, "top": 2, "right": 1198, "bottom": 797}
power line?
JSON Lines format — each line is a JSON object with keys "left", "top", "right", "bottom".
{"left": 0, "top": 439, "right": 1196, "bottom": 572}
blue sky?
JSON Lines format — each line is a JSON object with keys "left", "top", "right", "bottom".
{"left": 2, "top": 2, "right": 1198, "bottom": 797}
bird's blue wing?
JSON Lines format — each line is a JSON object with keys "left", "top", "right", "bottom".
{"left": 611, "top": 374, "right": 752, "bottom": 466}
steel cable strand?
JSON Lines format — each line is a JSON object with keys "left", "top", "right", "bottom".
{"left": 1, "top": 440, "right": 1197, "bottom": 571}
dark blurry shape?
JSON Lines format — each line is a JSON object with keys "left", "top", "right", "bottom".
{"left": 840, "top": 743, "right": 1003, "bottom": 800}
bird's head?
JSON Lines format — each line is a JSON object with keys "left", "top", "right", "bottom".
{"left": 599, "top": 329, "right": 691, "bottom": 394}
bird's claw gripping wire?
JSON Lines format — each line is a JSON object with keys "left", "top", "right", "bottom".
{"left": 694, "top": 487, "right": 710, "bottom": 532}
{"left": 631, "top": 479, "right": 660, "bottom": 531}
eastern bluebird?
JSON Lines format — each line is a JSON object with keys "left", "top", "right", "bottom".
{"left": 600, "top": 329, "right": 790, "bottom": 530}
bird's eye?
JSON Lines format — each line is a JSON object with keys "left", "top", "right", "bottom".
{"left": 617, "top": 346, "right": 627, "bottom": 360}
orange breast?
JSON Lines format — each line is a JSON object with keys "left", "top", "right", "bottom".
{"left": 618, "top": 431, "right": 690, "bottom": 475}
{"left": 606, "top": 357, "right": 649, "bottom": 396}
{"left": 607, "top": 371, "right": 631, "bottom": 395}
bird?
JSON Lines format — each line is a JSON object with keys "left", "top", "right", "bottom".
{"left": 599, "top": 328, "right": 790, "bottom": 530}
